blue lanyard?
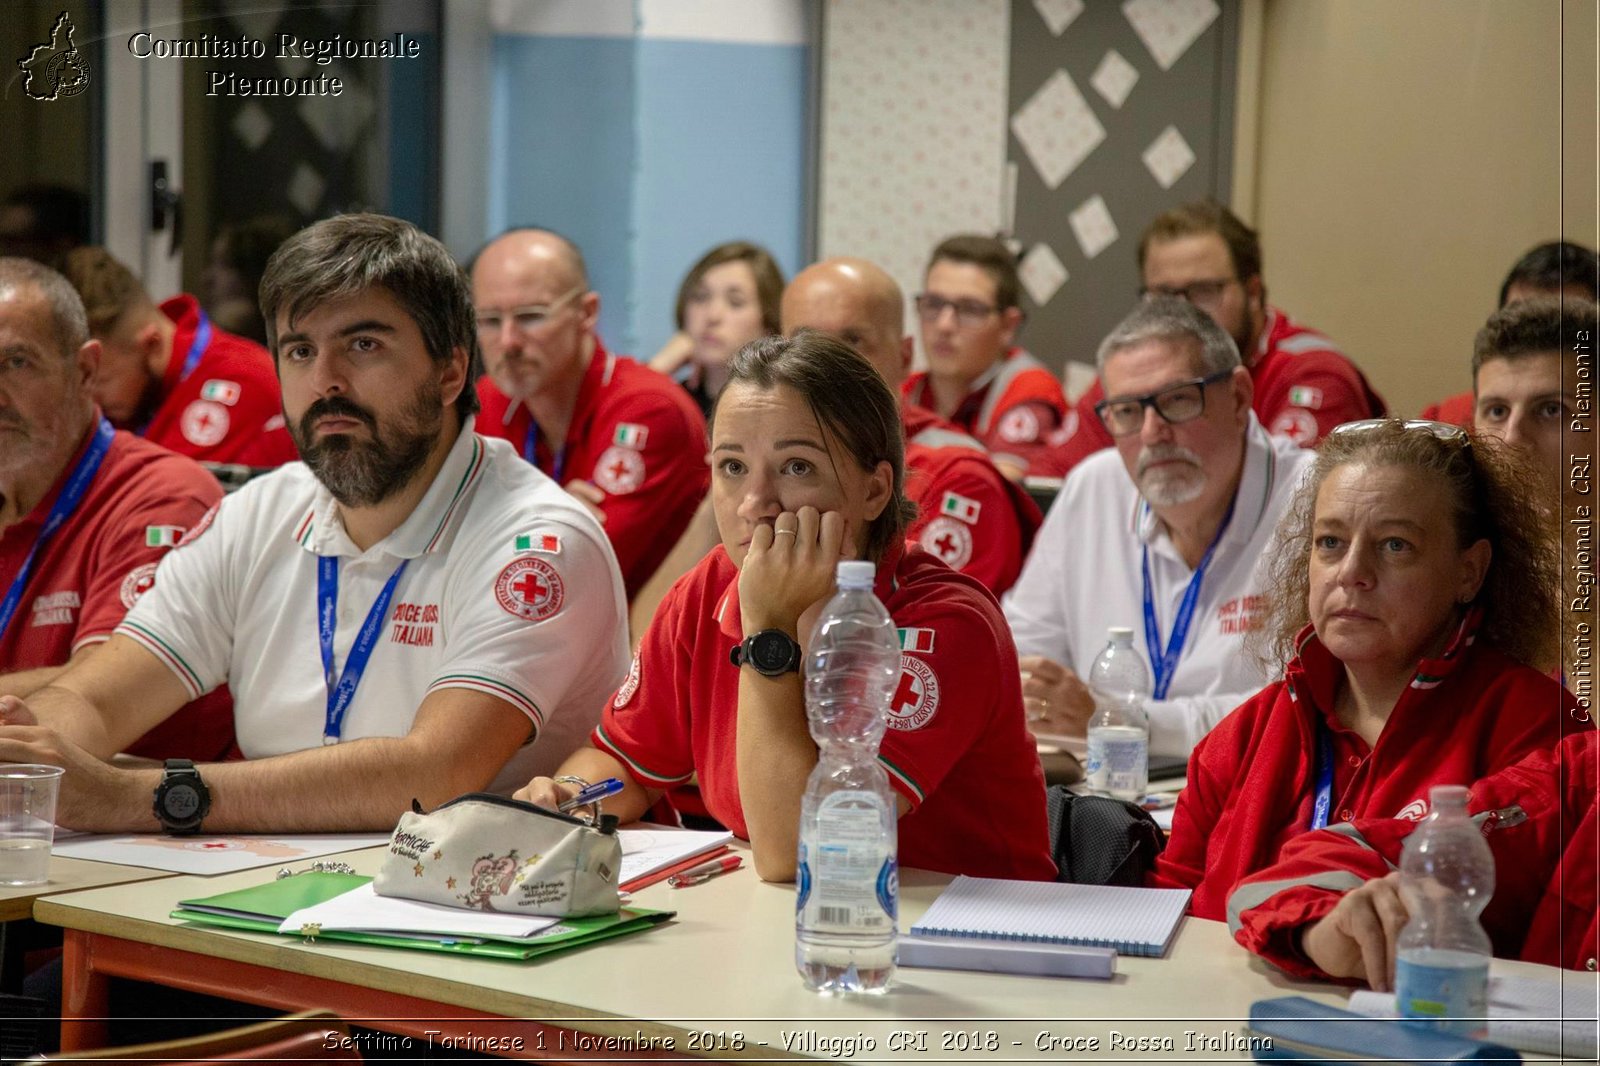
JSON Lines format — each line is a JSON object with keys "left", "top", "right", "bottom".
{"left": 1140, "top": 497, "right": 1236, "bottom": 700}
{"left": 0, "top": 418, "right": 115, "bottom": 640}
{"left": 316, "top": 555, "right": 409, "bottom": 744}
{"left": 1309, "top": 719, "right": 1334, "bottom": 830}
{"left": 136, "top": 311, "right": 211, "bottom": 438}
{"left": 522, "top": 419, "right": 567, "bottom": 483}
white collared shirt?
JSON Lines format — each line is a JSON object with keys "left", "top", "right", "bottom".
{"left": 1002, "top": 415, "right": 1314, "bottom": 756}
{"left": 119, "top": 419, "right": 629, "bottom": 791}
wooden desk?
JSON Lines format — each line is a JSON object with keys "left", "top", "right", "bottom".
{"left": 36, "top": 847, "right": 1353, "bottom": 1061}
{"left": 1, "top": 856, "right": 172, "bottom": 992}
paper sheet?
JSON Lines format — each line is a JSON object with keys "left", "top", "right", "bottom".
{"left": 1011, "top": 70, "right": 1105, "bottom": 190}
{"left": 1122, "top": 0, "right": 1221, "bottom": 72}
{"left": 1142, "top": 125, "right": 1197, "bottom": 189}
{"left": 1068, "top": 194, "right": 1119, "bottom": 260}
{"left": 278, "top": 882, "right": 559, "bottom": 940}
{"left": 1348, "top": 972, "right": 1598, "bottom": 1059}
{"left": 617, "top": 827, "right": 733, "bottom": 885}
{"left": 1032, "top": 0, "right": 1084, "bottom": 36}
{"left": 1018, "top": 243, "right": 1070, "bottom": 307}
{"left": 1090, "top": 50, "right": 1139, "bottom": 109}
{"left": 49, "top": 832, "right": 388, "bottom": 875}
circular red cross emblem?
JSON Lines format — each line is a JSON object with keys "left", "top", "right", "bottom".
{"left": 494, "top": 557, "right": 565, "bottom": 622}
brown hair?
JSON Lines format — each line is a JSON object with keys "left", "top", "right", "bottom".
{"left": 674, "top": 241, "right": 784, "bottom": 336}
{"left": 260, "top": 213, "right": 481, "bottom": 422}
{"left": 1138, "top": 200, "right": 1262, "bottom": 284}
{"left": 926, "top": 234, "right": 1021, "bottom": 311}
{"left": 1253, "top": 421, "right": 1560, "bottom": 675}
{"left": 1472, "top": 297, "right": 1597, "bottom": 380}
{"left": 59, "top": 246, "right": 150, "bottom": 336}
{"left": 712, "top": 329, "right": 917, "bottom": 562}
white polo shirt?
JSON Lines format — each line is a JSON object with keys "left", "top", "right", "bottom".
{"left": 119, "top": 420, "right": 630, "bottom": 793}
{"left": 1003, "top": 415, "right": 1313, "bottom": 756}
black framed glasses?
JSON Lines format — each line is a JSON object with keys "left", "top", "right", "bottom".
{"left": 1138, "top": 278, "right": 1234, "bottom": 311}
{"left": 914, "top": 293, "right": 1001, "bottom": 328}
{"left": 1094, "top": 368, "right": 1234, "bottom": 437}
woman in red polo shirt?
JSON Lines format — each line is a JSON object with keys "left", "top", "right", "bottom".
{"left": 1151, "top": 420, "right": 1583, "bottom": 920}
{"left": 519, "top": 330, "right": 1055, "bottom": 882}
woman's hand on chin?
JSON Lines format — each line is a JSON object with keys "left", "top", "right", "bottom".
{"left": 738, "top": 506, "right": 846, "bottom": 637}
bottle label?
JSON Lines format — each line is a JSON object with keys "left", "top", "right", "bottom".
{"left": 801, "top": 793, "right": 893, "bottom": 933}
{"left": 1086, "top": 727, "right": 1147, "bottom": 798}
{"left": 1395, "top": 954, "right": 1489, "bottom": 1038}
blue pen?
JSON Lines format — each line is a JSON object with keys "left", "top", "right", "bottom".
{"left": 558, "top": 777, "right": 625, "bottom": 812}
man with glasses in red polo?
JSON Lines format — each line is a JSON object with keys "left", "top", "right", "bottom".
{"left": 471, "top": 229, "right": 708, "bottom": 600}
{"left": 901, "top": 234, "right": 1067, "bottom": 480}
{"left": 1051, "top": 201, "right": 1384, "bottom": 476}
{"left": 1003, "top": 298, "right": 1314, "bottom": 759}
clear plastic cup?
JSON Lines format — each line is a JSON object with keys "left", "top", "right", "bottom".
{"left": 0, "top": 765, "right": 65, "bottom": 886}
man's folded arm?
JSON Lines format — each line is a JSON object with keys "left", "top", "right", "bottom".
{"left": 11, "top": 634, "right": 193, "bottom": 757}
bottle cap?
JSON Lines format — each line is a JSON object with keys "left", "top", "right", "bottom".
{"left": 1107, "top": 626, "right": 1135, "bottom": 643}
{"left": 836, "top": 560, "right": 875, "bottom": 588}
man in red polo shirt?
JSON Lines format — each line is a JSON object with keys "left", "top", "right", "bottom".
{"left": 0, "top": 257, "right": 233, "bottom": 760}
{"left": 781, "top": 257, "right": 1040, "bottom": 595}
{"left": 1050, "top": 201, "right": 1385, "bottom": 476}
{"left": 901, "top": 234, "right": 1067, "bottom": 480}
{"left": 470, "top": 229, "right": 708, "bottom": 599}
{"left": 61, "top": 246, "right": 296, "bottom": 467}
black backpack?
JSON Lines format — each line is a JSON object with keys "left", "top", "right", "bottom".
{"left": 1045, "top": 784, "right": 1167, "bottom": 886}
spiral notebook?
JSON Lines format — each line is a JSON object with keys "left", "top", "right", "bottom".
{"left": 910, "top": 876, "right": 1191, "bottom": 958}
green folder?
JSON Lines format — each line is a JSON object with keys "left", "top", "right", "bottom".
{"left": 171, "top": 872, "right": 674, "bottom": 961}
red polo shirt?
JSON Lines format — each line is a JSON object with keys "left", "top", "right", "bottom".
{"left": 902, "top": 346, "right": 1067, "bottom": 476}
{"left": 901, "top": 404, "right": 1040, "bottom": 596}
{"left": 475, "top": 339, "right": 709, "bottom": 599}
{"left": 0, "top": 418, "right": 235, "bottom": 760}
{"left": 1422, "top": 389, "right": 1475, "bottom": 428}
{"left": 1046, "top": 307, "right": 1387, "bottom": 477}
{"left": 593, "top": 542, "right": 1057, "bottom": 880}
{"left": 140, "top": 295, "right": 297, "bottom": 467}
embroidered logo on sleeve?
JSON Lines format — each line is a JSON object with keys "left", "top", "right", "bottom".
{"left": 919, "top": 517, "right": 973, "bottom": 570}
{"left": 513, "top": 532, "right": 562, "bottom": 555}
{"left": 887, "top": 654, "right": 940, "bottom": 731}
{"left": 200, "top": 379, "right": 242, "bottom": 406}
{"left": 1046, "top": 408, "right": 1080, "bottom": 446}
{"left": 1395, "top": 799, "right": 1428, "bottom": 822}
{"left": 144, "top": 525, "right": 185, "bottom": 548}
{"left": 494, "top": 557, "right": 565, "bottom": 622}
{"left": 613, "top": 423, "right": 649, "bottom": 449}
{"left": 178, "top": 503, "right": 220, "bottom": 547}
{"left": 593, "top": 445, "right": 645, "bottom": 495}
{"left": 180, "top": 399, "right": 230, "bottom": 448}
{"left": 898, "top": 627, "right": 936, "bottom": 654}
{"left": 1286, "top": 385, "right": 1324, "bottom": 409}
{"left": 1269, "top": 407, "right": 1319, "bottom": 444}
{"left": 119, "top": 562, "right": 160, "bottom": 608}
{"left": 614, "top": 654, "right": 642, "bottom": 708}
{"left": 29, "top": 590, "right": 80, "bottom": 628}
{"left": 940, "top": 491, "right": 981, "bottom": 525}
{"left": 996, "top": 405, "right": 1041, "bottom": 444}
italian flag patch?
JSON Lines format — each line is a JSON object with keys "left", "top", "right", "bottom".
{"left": 940, "top": 491, "right": 981, "bottom": 525}
{"left": 200, "top": 379, "right": 241, "bottom": 405}
{"left": 613, "top": 423, "right": 649, "bottom": 449}
{"left": 144, "top": 525, "right": 184, "bottom": 548}
{"left": 898, "top": 627, "right": 935, "bottom": 653}
{"left": 514, "top": 533, "right": 562, "bottom": 554}
{"left": 1287, "top": 385, "right": 1323, "bottom": 409}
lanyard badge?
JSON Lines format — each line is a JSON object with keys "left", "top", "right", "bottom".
{"left": 316, "top": 555, "right": 410, "bottom": 743}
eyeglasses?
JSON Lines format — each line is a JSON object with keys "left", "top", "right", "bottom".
{"left": 1139, "top": 278, "right": 1235, "bottom": 311}
{"left": 915, "top": 293, "right": 1002, "bottom": 328}
{"left": 475, "top": 286, "right": 585, "bottom": 337}
{"left": 1094, "top": 368, "right": 1234, "bottom": 437}
{"left": 1326, "top": 418, "right": 1470, "bottom": 445}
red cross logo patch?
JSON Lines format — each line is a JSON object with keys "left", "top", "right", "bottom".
{"left": 593, "top": 445, "right": 645, "bottom": 495}
{"left": 918, "top": 516, "right": 973, "bottom": 570}
{"left": 996, "top": 405, "right": 1041, "bottom": 444}
{"left": 180, "top": 399, "right": 230, "bottom": 448}
{"left": 614, "top": 654, "right": 642, "bottom": 708}
{"left": 119, "top": 562, "right": 160, "bottom": 608}
{"left": 887, "top": 654, "right": 940, "bottom": 731}
{"left": 1269, "top": 407, "right": 1319, "bottom": 445}
{"left": 494, "top": 557, "right": 565, "bottom": 623}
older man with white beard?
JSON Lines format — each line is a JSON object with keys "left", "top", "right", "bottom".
{"left": 1003, "top": 298, "right": 1312, "bottom": 757}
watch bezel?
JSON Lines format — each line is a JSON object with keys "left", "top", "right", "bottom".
{"left": 742, "top": 629, "right": 801, "bottom": 677}
{"left": 154, "top": 760, "right": 211, "bottom": 835}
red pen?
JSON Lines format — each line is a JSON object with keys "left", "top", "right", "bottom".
{"left": 667, "top": 854, "right": 743, "bottom": 888}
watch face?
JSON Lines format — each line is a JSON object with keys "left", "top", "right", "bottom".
{"left": 751, "top": 632, "right": 796, "bottom": 673}
{"left": 164, "top": 784, "right": 202, "bottom": 820}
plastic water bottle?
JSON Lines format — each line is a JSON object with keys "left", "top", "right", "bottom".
{"left": 1394, "top": 784, "right": 1494, "bottom": 1037}
{"left": 1084, "top": 626, "right": 1151, "bottom": 802}
{"left": 795, "top": 560, "right": 900, "bottom": 994}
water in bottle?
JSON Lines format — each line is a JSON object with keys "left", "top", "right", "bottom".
{"left": 795, "top": 560, "right": 900, "bottom": 994}
{"left": 1394, "top": 784, "right": 1494, "bottom": 1038}
{"left": 1084, "top": 626, "right": 1151, "bottom": 802}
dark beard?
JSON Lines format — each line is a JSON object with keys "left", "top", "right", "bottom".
{"left": 292, "top": 389, "right": 441, "bottom": 507}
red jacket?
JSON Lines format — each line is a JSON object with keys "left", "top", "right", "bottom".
{"left": 1231, "top": 731, "right": 1598, "bottom": 977}
{"left": 1150, "top": 614, "right": 1583, "bottom": 921}
{"left": 476, "top": 340, "right": 709, "bottom": 600}
{"left": 901, "top": 404, "right": 1041, "bottom": 596}
{"left": 902, "top": 347, "right": 1066, "bottom": 476}
{"left": 1047, "top": 308, "right": 1386, "bottom": 477}
{"left": 1421, "top": 390, "right": 1475, "bottom": 429}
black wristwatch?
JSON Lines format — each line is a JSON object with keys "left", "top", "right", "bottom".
{"left": 152, "top": 759, "right": 211, "bottom": 835}
{"left": 730, "top": 629, "right": 802, "bottom": 677}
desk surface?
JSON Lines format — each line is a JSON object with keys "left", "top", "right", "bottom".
{"left": 37, "top": 847, "right": 1357, "bottom": 1060}
{"left": 0, "top": 855, "right": 172, "bottom": 923}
